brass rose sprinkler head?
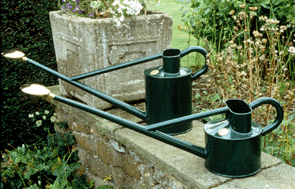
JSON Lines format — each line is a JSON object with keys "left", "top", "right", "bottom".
{"left": 1, "top": 49, "right": 27, "bottom": 61}
{"left": 20, "top": 84, "right": 55, "bottom": 98}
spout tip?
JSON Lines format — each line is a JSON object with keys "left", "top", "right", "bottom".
{"left": 2, "top": 49, "right": 26, "bottom": 60}
{"left": 21, "top": 84, "right": 51, "bottom": 96}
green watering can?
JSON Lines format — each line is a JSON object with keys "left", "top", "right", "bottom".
{"left": 2, "top": 46, "right": 208, "bottom": 135}
{"left": 19, "top": 84, "right": 283, "bottom": 178}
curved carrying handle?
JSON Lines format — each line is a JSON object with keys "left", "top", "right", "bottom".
{"left": 249, "top": 97, "right": 284, "bottom": 136}
{"left": 180, "top": 46, "right": 208, "bottom": 80}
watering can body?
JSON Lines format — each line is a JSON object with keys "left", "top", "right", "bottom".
{"left": 145, "top": 48, "right": 207, "bottom": 135}
{"left": 204, "top": 118, "right": 262, "bottom": 177}
{"left": 202, "top": 98, "right": 283, "bottom": 177}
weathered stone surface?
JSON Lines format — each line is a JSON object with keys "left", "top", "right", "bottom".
{"left": 212, "top": 163, "right": 295, "bottom": 189}
{"left": 50, "top": 10, "right": 173, "bottom": 109}
{"left": 115, "top": 122, "right": 229, "bottom": 188}
{"left": 73, "top": 131, "right": 98, "bottom": 154}
{"left": 87, "top": 173, "right": 115, "bottom": 188}
{"left": 137, "top": 164, "right": 157, "bottom": 187}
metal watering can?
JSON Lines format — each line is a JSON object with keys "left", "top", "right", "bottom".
{"left": 2, "top": 46, "right": 208, "bottom": 135}
{"left": 19, "top": 84, "right": 283, "bottom": 178}
{"left": 2, "top": 48, "right": 283, "bottom": 178}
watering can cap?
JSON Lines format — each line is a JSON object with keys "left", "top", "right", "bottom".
{"left": 144, "top": 66, "right": 192, "bottom": 78}
{"left": 204, "top": 118, "right": 262, "bottom": 140}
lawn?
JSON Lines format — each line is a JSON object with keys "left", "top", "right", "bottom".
{"left": 149, "top": 0, "right": 205, "bottom": 68}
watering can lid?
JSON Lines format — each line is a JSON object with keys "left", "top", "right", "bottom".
{"left": 204, "top": 118, "right": 262, "bottom": 140}
{"left": 145, "top": 66, "right": 192, "bottom": 78}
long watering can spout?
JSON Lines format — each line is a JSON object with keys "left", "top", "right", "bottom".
{"left": 20, "top": 84, "right": 209, "bottom": 158}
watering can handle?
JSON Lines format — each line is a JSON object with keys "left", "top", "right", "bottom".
{"left": 249, "top": 97, "right": 284, "bottom": 136}
{"left": 180, "top": 46, "right": 208, "bottom": 80}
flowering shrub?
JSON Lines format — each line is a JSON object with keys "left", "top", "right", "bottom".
{"left": 58, "top": 0, "right": 157, "bottom": 26}
{"left": 0, "top": 130, "right": 93, "bottom": 188}
{"left": 28, "top": 110, "right": 57, "bottom": 131}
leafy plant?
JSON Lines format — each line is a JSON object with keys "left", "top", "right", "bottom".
{"left": 179, "top": 0, "right": 295, "bottom": 51}
{"left": 0, "top": 130, "right": 94, "bottom": 188}
{"left": 263, "top": 111, "right": 295, "bottom": 166}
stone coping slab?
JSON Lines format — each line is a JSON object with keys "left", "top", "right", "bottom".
{"left": 47, "top": 85, "right": 295, "bottom": 188}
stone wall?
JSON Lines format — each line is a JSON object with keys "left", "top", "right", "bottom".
{"left": 48, "top": 85, "right": 295, "bottom": 189}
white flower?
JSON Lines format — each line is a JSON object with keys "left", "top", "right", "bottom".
{"left": 35, "top": 112, "right": 40, "bottom": 116}
{"left": 239, "top": 4, "right": 246, "bottom": 8}
{"left": 241, "top": 71, "right": 247, "bottom": 76}
{"left": 117, "top": 7, "right": 123, "bottom": 14}
{"left": 44, "top": 110, "right": 50, "bottom": 114}
{"left": 113, "top": 0, "right": 143, "bottom": 16}
{"left": 90, "top": 1, "right": 101, "bottom": 8}
{"left": 229, "top": 10, "right": 235, "bottom": 15}
{"left": 267, "top": 19, "right": 280, "bottom": 24}
{"left": 51, "top": 116, "right": 57, "bottom": 123}
{"left": 288, "top": 46, "right": 295, "bottom": 55}
{"left": 36, "top": 120, "right": 42, "bottom": 127}
{"left": 112, "top": 0, "right": 120, "bottom": 6}
{"left": 114, "top": 17, "right": 122, "bottom": 26}
{"left": 42, "top": 116, "right": 47, "bottom": 120}
{"left": 28, "top": 114, "right": 34, "bottom": 118}
{"left": 119, "top": 15, "right": 124, "bottom": 22}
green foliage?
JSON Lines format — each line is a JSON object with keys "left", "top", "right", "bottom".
{"left": 96, "top": 186, "right": 114, "bottom": 189}
{"left": 263, "top": 111, "right": 295, "bottom": 167}
{"left": 0, "top": 131, "right": 93, "bottom": 189}
{"left": 1, "top": 0, "right": 59, "bottom": 153}
{"left": 179, "top": 0, "right": 295, "bottom": 51}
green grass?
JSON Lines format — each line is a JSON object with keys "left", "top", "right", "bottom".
{"left": 149, "top": 0, "right": 206, "bottom": 68}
